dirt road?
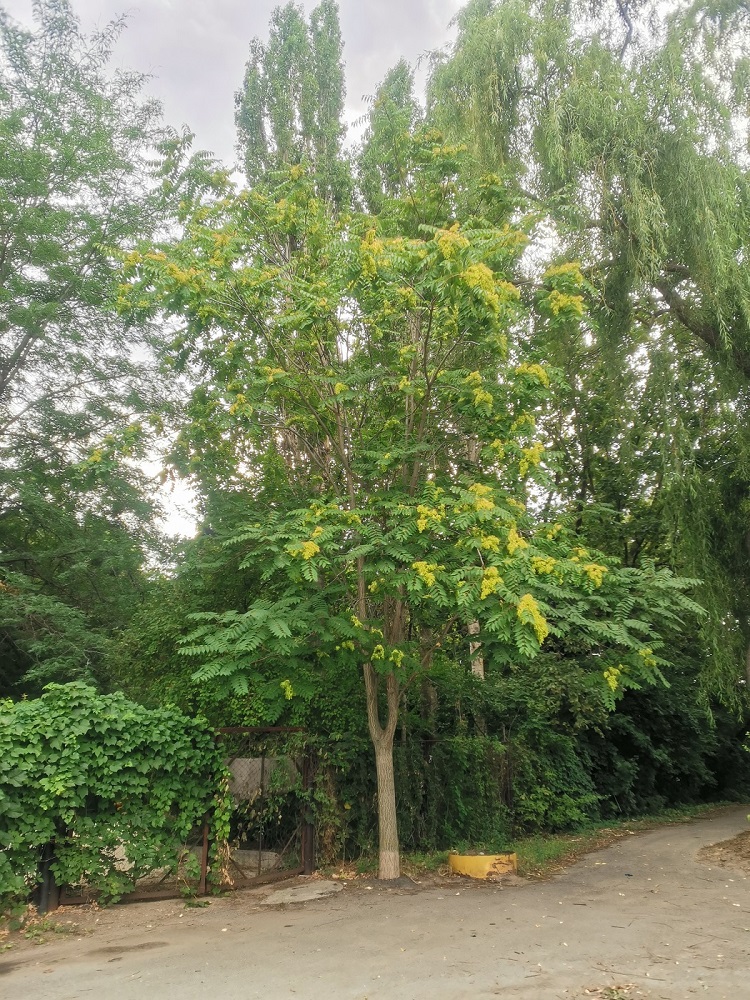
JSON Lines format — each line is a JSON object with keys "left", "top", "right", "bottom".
{"left": 2, "top": 807, "right": 749, "bottom": 999}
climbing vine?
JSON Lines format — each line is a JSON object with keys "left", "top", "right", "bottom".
{"left": 0, "top": 683, "right": 230, "bottom": 904}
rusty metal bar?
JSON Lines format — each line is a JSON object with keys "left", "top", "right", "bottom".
{"left": 301, "top": 751, "right": 315, "bottom": 875}
{"left": 199, "top": 819, "right": 209, "bottom": 896}
{"left": 216, "top": 726, "right": 304, "bottom": 735}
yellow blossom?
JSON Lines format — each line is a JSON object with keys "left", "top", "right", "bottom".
{"left": 416, "top": 504, "right": 443, "bottom": 533}
{"left": 412, "top": 561, "right": 441, "bottom": 588}
{"left": 531, "top": 556, "right": 556, "bottom": 574}
{"left": 544, "top": 289, "right": 585, "bottom": 317}
{"left": 467, "top": 483, "right": 495, "bottom": 511}
{"left": 372, "top": 644, "right": 385, "bottom": 660}
{"left": 389, "top": 649, "right": 405, "bottom": 667}
{"left": 480, "top": 566, "right": 503, "bottom": 600}
{"left": 603, "top": 666, "right": 621, "bottom": 692}
{"left": 544, "top": 262, "right": 584, "bottom": 283}
{"left": 582, "top": 563, "right": 608, "bottom": 587}
{"left": 436, "top": 223, "right": 470, "bottom": 258}
{"left": 506, "top": 525, "right": 529, "bottom": 554}
{"left": 280, "top": 679, "right": 294, "bottom": 700}
{"left": 516, "top": 593, "right": 549, "bottom": 644}
{"left": 515, "top": 362, "right": 550, "bottom": 387}
{"left": 479, "top": 535, "right": 501, "bottom": 552}
{"left": 333, "top": 382, "right": 347, "bottom": 395}
{"left": 473, "top": 388, "right": 494, "bottom": 410}
{"left": 288, "top": 539, "right": 320, "bottom": 560}
{"left": 519, "top": 441, "right": 545, "bottom": 477}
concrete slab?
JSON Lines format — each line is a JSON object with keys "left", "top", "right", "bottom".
{"left": 260, "top": 879, "right": 343, "bottom": 905}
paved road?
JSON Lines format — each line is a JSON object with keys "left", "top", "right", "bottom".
{"left": 3, "top": 807, "right": 749, "bottom": 999}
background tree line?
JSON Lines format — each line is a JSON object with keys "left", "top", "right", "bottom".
{"left": 2, "top": 0, "right": 750, "bottom": 878}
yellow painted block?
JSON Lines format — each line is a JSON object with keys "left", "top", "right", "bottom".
{"left": 448, "top": 852, "right": 517, "bottom": 879}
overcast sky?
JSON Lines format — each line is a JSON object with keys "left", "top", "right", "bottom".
{"left": 4, "top": 0, "right": 465, "bottom": 167}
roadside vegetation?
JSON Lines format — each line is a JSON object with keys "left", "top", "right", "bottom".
{"left": 2, "top": 0, "right": 750, "bottom": 905}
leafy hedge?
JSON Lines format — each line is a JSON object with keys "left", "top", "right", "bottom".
{"left": 0, "top": 683, "right": 230, "bottom": 904}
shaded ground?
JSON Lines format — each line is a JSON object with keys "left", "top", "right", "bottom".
{"left": 2, "top": 806, "right": 749, "bottom": 999}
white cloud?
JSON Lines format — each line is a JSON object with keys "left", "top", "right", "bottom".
{"left": 3, "top": 0, "right": 464, "bottom": 166}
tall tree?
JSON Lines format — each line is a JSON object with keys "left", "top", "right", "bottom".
{"left": 428, "top": 0, "right": 750, "bottom": 699}
{"left": 0, "top": 0, "right": 188, "bottom": 693}
{"left": 235, "top": 0, "right": 349, "bottom": 206}
{"left": 121, "top": 132, "right": 702, "bottom": 878}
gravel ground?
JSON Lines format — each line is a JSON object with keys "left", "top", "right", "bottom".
{"left": 2, "top": 805, "right": 749, "bottom": 1000}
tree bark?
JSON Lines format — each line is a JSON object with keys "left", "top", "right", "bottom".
{"left": 468, "top": 620, "right": 484, "bottom": 679}
{"left": 363, "top": 660, "right": 401, "bottom": 879}
{"left": 373, "top": 736, "right": 400, "bottom": 879}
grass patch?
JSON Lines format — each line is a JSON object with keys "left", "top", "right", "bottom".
{"left": 510, "top": 802, "right": 738, "bottom": 878}
{"left": 323, "top": 802, "right": 741, "bottom": 882}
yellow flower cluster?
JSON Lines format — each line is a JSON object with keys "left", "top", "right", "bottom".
{"left": 603, "top": 666, "right": 621, "bottom": 692}
{"left": 462, "top": 263, "right": 500, "bottom": 311}
{"left": 412, "top": 561, "right": 441, "bottom": 588}
{"left": 544, "top": 262, "right": 584, "bottom": 283}
{"left": 292, "top": 540, "right": 320, "bottom": 560}
{"left": 531, "top": 556, "right": 556, "bottom": 574}
{"left": 473, "top": 387, "right": 494, "bottom": 410}
{"left": 416, "top": 504, "right": 443, "bottom": 533}
{"left": 516, "top": 362, "right": 550, "bottom": 387}
{"left": 463, "top": 371, "right": 483, "bottom": 386}
{"left": 582, "top": 563, "right": 608, "bottom": 587}
{"left": 517, "top": 593, "right": 549, "bottom": 644}
{"left": 361, "top": 229, "right": 386, "bottom": 279}
{"left": 264, "top": 366, "right": 285, "bottom": 383}
{"left": 389, "top": 649, "right": 405, "bottom": 667}
{"left": 507, "top": 525, "right": 529, "bottom": 554}
{"left": 480, "top": 566, "right": 503, "bottom": 600}
{"left": 479, "top": 534, "right": 501, "bottom": 552}
{"left": 545, "top": 289, "right": 585, "bottom": 318}
{"left": 333, "top": 382, "right": 347, "bottom": 395}
{"left": 372, "top": 644, "right": 385, "bottom": 660}
{"left": 280, "top": 679, "right": 294, "bottom": 700}
{"left": 436, "top": 223, "right": 470, "bottom": 258}
{"left": 519, "top": 441, "right": 545, "bottom": 477}
{"left": 467, "top": 483, "right": 495, "bottom": 511}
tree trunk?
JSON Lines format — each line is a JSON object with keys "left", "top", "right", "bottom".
{"left": 373, "top": 733, "right": 400, "bottom": 879}
{"left": 468, "top": 620, "right": 484, "bottom": 679}
{"left": 363, "top": 660, "right": 401, "bottom": 879}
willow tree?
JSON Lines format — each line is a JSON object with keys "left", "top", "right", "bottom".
{"left": 428, "top": 0, "right": 750, "bottom": 699}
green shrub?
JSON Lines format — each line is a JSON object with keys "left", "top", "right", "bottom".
{"left": 0, "top": 683, "right": 230, "bottom": 904}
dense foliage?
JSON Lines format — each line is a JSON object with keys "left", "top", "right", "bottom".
{"left": 1, "top": 0, "right": 749, "bottom": 893}
{"left": 0, "top": 684, "right": 229, "bottom": 905}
